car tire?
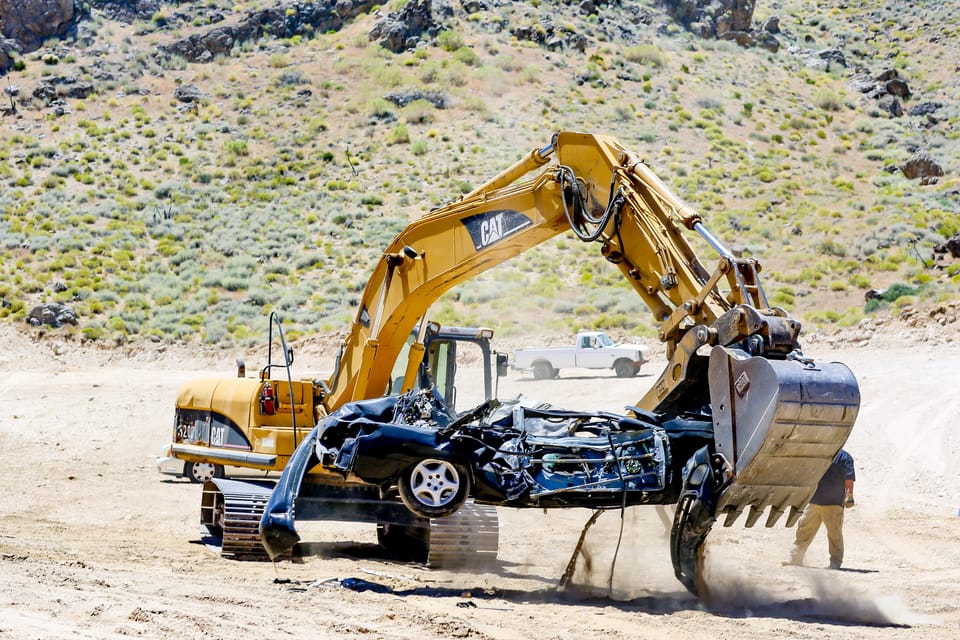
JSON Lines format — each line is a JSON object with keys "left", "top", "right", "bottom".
{"left": 398, "top": 458, "right": 471, "bottom": 518}
{"left": 532, "top": 362, "right": 555, "bottom": 380}
{"left": 614, "top": 359, "right": 638, "bottom": 378}
{"left": 185, "top": 461, "right": 225, "bottom": 484}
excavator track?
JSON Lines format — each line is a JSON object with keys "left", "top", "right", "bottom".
{"left": 201, "top": 479, "right": 277, "bottom": 561}
{"left": 204, "top": 480, "right": 499, "bottom": 565}
{"left": 426, "top": 501, "right": 499, "bottom": 568}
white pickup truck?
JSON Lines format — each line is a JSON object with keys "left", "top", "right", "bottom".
{"left": 513, "top": 331, "right": 649, "bottom": 379}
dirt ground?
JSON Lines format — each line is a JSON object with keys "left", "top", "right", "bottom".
{"left": 1, "top": 324, "right": 959, "bottom": 639}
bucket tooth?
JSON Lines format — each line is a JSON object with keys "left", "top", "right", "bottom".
{"left": 765, "top": 505, "right": 785, "bottom": 528}
{"left": 785, "top": 505, "right": 804, "bottom": 527}
{"left": 722, "top": 505, "right": 743, "bottom": 527}
{"left": 744, "top": 504, "right": 764, "bottom": 528}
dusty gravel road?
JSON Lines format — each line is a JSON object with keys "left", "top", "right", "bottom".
{"left": 1, "top": 327, "right": 958, "bottom": 639}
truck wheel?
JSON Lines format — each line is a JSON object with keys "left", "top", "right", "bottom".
{"left": 399, "top": 458, "right": 471, "bottom": 518}
{"left": 185, "top": 461, "right": 225, "bottom": 484}
{"left": 614, "top": 359, "right": 638, "bottom": 378}
{"left": 532, "top": 362, "right": 555, "bottom": 380}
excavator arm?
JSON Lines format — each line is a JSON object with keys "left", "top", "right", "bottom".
{"left": 308, "top": 131, "right": 859, "bottom": 594}
{"left": 326, "top": 131, "right": 810, "bottom": 413}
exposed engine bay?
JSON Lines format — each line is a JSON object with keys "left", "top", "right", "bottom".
{"left": 317, "top": 388, "right": 714, "bottom": 512}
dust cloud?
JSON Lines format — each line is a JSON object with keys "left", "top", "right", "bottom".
{"left": 698, "top": 543, "right": 942, "bottom": 628}
{"left": 563, "top": 507, "right": 691, "bottom": 600}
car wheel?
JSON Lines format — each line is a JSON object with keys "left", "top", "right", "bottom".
{"left": 614, "top": 359, "right": 637, "bottom": 378}
{"left": 532, "top": 362, "right": 555, "bottom": 380}
{"left": 398, "top": 458, "right": 471, "bottom": 518}
{"left": 185, "top": 461, "right": 225, "bottom": 484}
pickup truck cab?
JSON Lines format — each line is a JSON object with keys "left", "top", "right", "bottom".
{"left": 513, "top": 331, "right": 649, "bottom": 379}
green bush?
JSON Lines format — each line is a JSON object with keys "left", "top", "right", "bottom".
{"left": 387, "top": 123, "right": 410, "bottom": 145}
{"left": 437, "top": 30, "right": 465, "bottom": 52}
{"left": 880, "top": 283, "right": 919, "bottom": 301}
{"left": 81, "top": 323, "right": 106, "bottom": 341}
{"left": 454, "top": 47, "right": 480, "bottom": 66}
{"left": 864, "top": 282, "right": 921, "bottom": 313}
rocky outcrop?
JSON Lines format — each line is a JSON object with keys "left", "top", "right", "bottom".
{"left": 661, "top": 0, "right": 780, "bottom": 51}
{"left": 31, "top": 75, "right": 94, "bottom": 103}
{"left": 0, "top": 0, "right": 76, "bottom": 55}
{"left": 384, "top": 90, "right": 449, "bottom": 108}
{"left": 661, "top": 0, "right": 755, "bottom": 38}
{"left": 900, "top": 152, "right": 943, "bottom": 181}
{"left": 26, "top": 303, "right": 79, "bottom": 328}
{"left": 86, "top": 0, "right": 161, "bottom": 23}
{"left": 158, "top": 0, "right": 377, "bottom": 63}
{"left": 935, "top": 235, "right": 960, "bottom": 260}
{"left": 173, "top": 83, "right": 207, "bottom": 103}
{"left": 848, "top": 67, "right": 922, "bottom": 121}
{"left": 368, "top": 0, "right": 436, "bottom": 53}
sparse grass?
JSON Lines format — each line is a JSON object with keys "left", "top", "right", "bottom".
{"left": 623, "top": 44, "right": 666, "bottom": 68}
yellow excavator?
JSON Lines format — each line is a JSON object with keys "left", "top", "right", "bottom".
{"left": 165, "top": 315, "right": 507, "bottom": 566}
{"left": 161, "top": 316, "right": 503, "bottom": 482}
{"left": 201, "top": 131, "right": 859, "bottom": 593}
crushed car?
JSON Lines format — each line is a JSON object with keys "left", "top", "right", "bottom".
{"left": 259, "top": 388, "right": 715, "bottom": 559}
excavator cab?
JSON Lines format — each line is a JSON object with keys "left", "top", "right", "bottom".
{"left": 421, "top": 325, "right": 500, "bottom": 413}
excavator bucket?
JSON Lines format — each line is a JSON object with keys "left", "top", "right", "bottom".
{"left": 708, "top": 346, "right": 860, "bottom": 528}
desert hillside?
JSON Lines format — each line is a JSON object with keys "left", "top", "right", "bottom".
{"left": 0, "top": 0, "right": 957, "bottom": 350}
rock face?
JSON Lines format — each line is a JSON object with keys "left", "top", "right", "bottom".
{"left": 368, "top": 0, "right": 436, "bottom": 53}
{"left": 0, "top": 0, "right": 76, "bottom": 54}
{"left": 86, "top": 0, "right": 162, "bottom": 24}
{"left": 661, "top": 0, "right": 755, "bottom": 38}
{"left": 0, "top": 38, "right": 18, "bottom": 70}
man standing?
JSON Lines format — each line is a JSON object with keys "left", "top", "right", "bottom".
{"left": 788, "top": 449, "right": 856, "bottom": 569}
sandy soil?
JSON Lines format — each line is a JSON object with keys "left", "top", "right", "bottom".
{"left": 1, "top": 325, "right": 959, "bottom": 639}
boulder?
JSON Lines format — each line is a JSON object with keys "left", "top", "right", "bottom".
{"left": 461, "top": 0, "right": 488, "bottom": 12}
{"left": 885, "top": 78, "right": 911, "bottom": 99}
{"left": 26, "top": 303, "right": 79, "bottom": 328}
{"left": 719, "top": 30, "right": 755, "bottom": 47}
{"left": 0, "top": 0, "right": 76, "bottom": 53}
{"left": 368, "top": 0, "right": 436, "bottom": 53}
{"left": 934, "top": 235, "right": 960, "bottom": 259}
{"left": 900, "top": 152, "right": 943, "bottom": 180}
{"left": 817, "top": 48, "right": 847, "bottom": 68}
{"left": 907, "top": 102, "right": 941, "bottom": 117}
{"left": 173, "top": 84, "right": 207, "bottom": 103}
{"left": 756, "top": 31, "right": 780, "bottom": 53}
